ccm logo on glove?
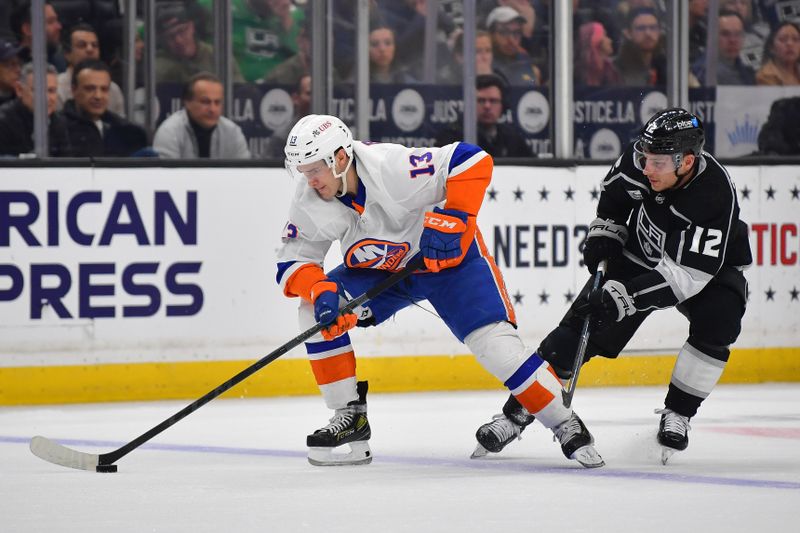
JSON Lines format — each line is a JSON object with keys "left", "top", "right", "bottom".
{"left": 423, "top": 214, "right": 467, "bottom": 233}
{"left": 420, "top": 207, "right": 474, "bottom": 272}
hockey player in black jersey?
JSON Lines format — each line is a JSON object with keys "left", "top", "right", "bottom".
{"left": 472, "top": 108, "right": 752, "bottom": 464}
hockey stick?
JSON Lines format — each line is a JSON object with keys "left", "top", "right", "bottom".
{"left": 30, "top": 255, "right": 426, "bottom": 473}
{"left": 563, "top": 260, "right": 607, "bottom": 408}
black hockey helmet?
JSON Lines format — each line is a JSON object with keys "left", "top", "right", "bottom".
{"left": 634, "top": 108, "right": 704, "bottom": 171}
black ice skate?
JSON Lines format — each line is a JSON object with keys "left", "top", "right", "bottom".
{"left": 655, "top": 408, "right": 690, "bottom": 465}
{"left": 471, "top": 394, "right": 536, "bottom": 458}
{"left": 307, "top": 381, "right": 372, "bottom": 466}
{"left": 552, "top": 412, "right": 605, "bottom": 468}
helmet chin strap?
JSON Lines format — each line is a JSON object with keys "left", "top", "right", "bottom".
{"left": 671, "top": 156, "right": 695, "bottom": 190}
{"left": 332, "top": 155, "right": 354, "bottom": 198}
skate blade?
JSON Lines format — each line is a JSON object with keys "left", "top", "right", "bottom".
{"left": 660, "top": 447, "right": 678, "bottom": 465}
{"left": 570, "top": 445, "right": 605, "bottom": 468}
{"left": 470, "top": 444, "right": 489, "bottom": 459}
{"left": 308, "top": 441, "right": 372, "bottom": 466}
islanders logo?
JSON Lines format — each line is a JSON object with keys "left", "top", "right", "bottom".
{"left": 345, "top": 239, "right": 410, "bottom": 271}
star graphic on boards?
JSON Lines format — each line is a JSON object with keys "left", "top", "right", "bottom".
{"left": 590, "top": 187, "right": 600, "bottom": 201}
{"left": 791, "top": 186, "right": 800, "bottom": 200}
{"left": 538, "top": 290, "right": 550, "bottom": 304}
{"left": 740, "top": 186, "right": 751, "bottom": 200}
{"left": 538, "top": 187, "right": 550, "bottom": 201}
{"left": 564, "top": 290, "right": 575, "bottom": 303}
{"left": 791, "top": 287, "right": 799, "bottom": 301}
{"left": 564, "top": 187, "right": 575, "bottom": 201}
{"left": 765, "top": 287, "right": 775, "bottom": 301}
{"left": 512, "top": 291, "right": 524, "bottom": 306}
{"left": 487, "top": 187, "right": 498, "bottom": 201}
{"left": 766, "top": 186, "right": 776, "bottom": 200}
{"left": 513, "top": 187, "right": 525, "bottom": 201}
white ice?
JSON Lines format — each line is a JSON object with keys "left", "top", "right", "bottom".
{"left": 3, "top": 384, "right": 799, "bottom": 533}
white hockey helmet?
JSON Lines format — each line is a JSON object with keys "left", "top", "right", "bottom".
{"left": 284, "top": 114, "right": 354, "bottom": 196}
{"left": 284, "top": 114, "right": 354, "bottom": 169}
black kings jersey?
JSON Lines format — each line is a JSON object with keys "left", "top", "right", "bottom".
{"left": 596, "top": 143, "right": 752, "bottom": 311}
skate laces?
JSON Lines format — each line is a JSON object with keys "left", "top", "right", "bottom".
{"left": 320, "top": 408, "right": 356, "bottom": 434}
{"left": 655, "top": 408, "right": 690, "bottom": 435}
{"left": 486, "top": 414, "right": 522, "bottom": 442}
{"left": 553, "top": 413, "right": 582, "bottom": 445}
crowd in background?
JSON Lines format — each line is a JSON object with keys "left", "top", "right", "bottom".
{"left": 0, "top": 0, "right": 799, "bottom": 159}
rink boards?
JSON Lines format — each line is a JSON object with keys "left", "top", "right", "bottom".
{"left": 1, "top": 164, "right": 798, "bottom": 404}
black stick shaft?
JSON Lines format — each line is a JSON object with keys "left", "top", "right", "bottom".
{"left": 99, "top": 256, "right": 425, "bottom": 466}
{"left": 563, "top": 260, "right": 607, "bottom": 408}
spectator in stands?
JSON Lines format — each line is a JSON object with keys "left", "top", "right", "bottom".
{"left": 57, "top": 23, "right": 125, "bottom": 117}
{"left": 756, "top": 21, "right": 800, "bottom": 86}
{"left": 363, "top": 24, "right": 416, "bottom": 84}
{"left": 613, "top": 7, "right": 666, "bottom": 86}
{"left": 486, "top": 5, "right": 540, "bottom": 86}
{"left": 202, "top": 0, "right": 305, "bottom": 83}
{"left": 474, "top": 73, "right": 531, "bottom": 157}
{"left": 265, "top": 74, "right": 311, "bottom": 158}
{"left": 153, "top": 72, "right": 250, "bottom": 159}
{"left": 758, "top": 96, "right": 800, "bottom": 155}
{"left": 0, "top": 39, "right": 22, "bottom": 106}
{"left": 436, "top": 73, "right": 532, "bottom": 158}
{"left": 575, "top": 21, "right": 621, "bottom": 87}
{"left": 720, "top": 0, "right": 768, "bottom": 70}
{"left": 10, "top": 2, "right": 67, "bottom": 72}
{"left": 263, "top": 17, "right": 313, "bottom": 86}
{"left": 692, "top": 10, "right": 756, "bottom": 85}
{"left": 62, "top": 59, "right": 149, "bottom": 157}
{"left": 689, "top": 0, "right": 709, "bottom": 63}
{"left": 376, "top": 0, "right": 458, "bottom": 81}
{"left": 438, "top": 29, "right": 497, "bottom": 84}
{"left": 155, "top": 4, "right": 244, "bottom": 84}
{"left": 0, "top": 62, "right": 71, "bottom": 156}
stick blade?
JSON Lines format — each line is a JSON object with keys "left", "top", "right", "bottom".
{"left": 30, "top": 436, "right": 100, "bottom": 471}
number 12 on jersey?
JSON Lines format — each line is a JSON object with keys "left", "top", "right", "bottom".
{"left": 409, "top": 152, "right": 435, "bottom": 178}
{"left": 689, "top": 225, "right": 722, "bottom": 257}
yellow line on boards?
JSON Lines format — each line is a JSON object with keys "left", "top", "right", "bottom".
{"left": 1, "top": 348, "right": 798, "bottom": 405}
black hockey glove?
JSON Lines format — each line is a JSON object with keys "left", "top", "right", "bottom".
{"left": 583, "top": 217, "right": 628, "bottom": 274}
{"left": 574, "top": 280, "right": 637, "bottom": 329}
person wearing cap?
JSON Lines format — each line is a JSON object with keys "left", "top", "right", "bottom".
{"left": 155, "top": 5, "right": 244, "bottom": 84}
{"left": 486, "top": 5, "right": 541, "bottom": 86}
{"left": 0, "top": 62, "right": 72, "bottom": 157}
{"left": 0, "top": 39, "right": 22, "bottom": 106}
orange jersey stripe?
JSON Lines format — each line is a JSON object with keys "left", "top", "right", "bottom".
{"left": 515, "top": 381, "right": 556, "bottom": 415}
{"left": 309, "top": 351, "right": 356, "bottom": 385}
{"left": 351, "top": 202, "right": 364, "bottom": 215}
{"left": 283, "top": 263, "right": 327, "bottom": 301}
{"left": 475, "top": 229, "right": 517, "bottom": 324}
{"left": 444, "top": 155, "right": 493, "bottom": 215}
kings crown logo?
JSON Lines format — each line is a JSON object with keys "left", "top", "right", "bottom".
{"left": 726, "top": 115, "right": 759, "bottom": 147}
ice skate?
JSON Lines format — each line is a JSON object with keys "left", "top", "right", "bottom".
{"left": 307, "top": 381, "right": 372, "bottom": 466}
{"left": 552, "top": 412, "right": 604, "bottom": 468}
{"left": 655, "top": 408, "right": 690, "bottom": 465}
{"left": 472, "top": 395, "right": 535, "bottom": 458}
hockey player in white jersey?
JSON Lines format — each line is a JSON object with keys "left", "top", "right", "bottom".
{"left": 276, "top": 114, "right": 604, "bottom": 468}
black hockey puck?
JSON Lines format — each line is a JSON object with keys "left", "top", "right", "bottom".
{"left": 96, "top": 464, "right": 118, "bottom": 473}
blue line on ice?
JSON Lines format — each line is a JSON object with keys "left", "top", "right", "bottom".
{"left": 5, "top": 434, "right": 799, "bottom": 490}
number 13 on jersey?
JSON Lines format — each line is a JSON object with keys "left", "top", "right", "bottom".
{"left": 409, "top": 152, "right": 435, "bottom": 178}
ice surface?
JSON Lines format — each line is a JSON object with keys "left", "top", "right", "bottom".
{"left": 2, "top": 384, "right": 799, "bottom": 532}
